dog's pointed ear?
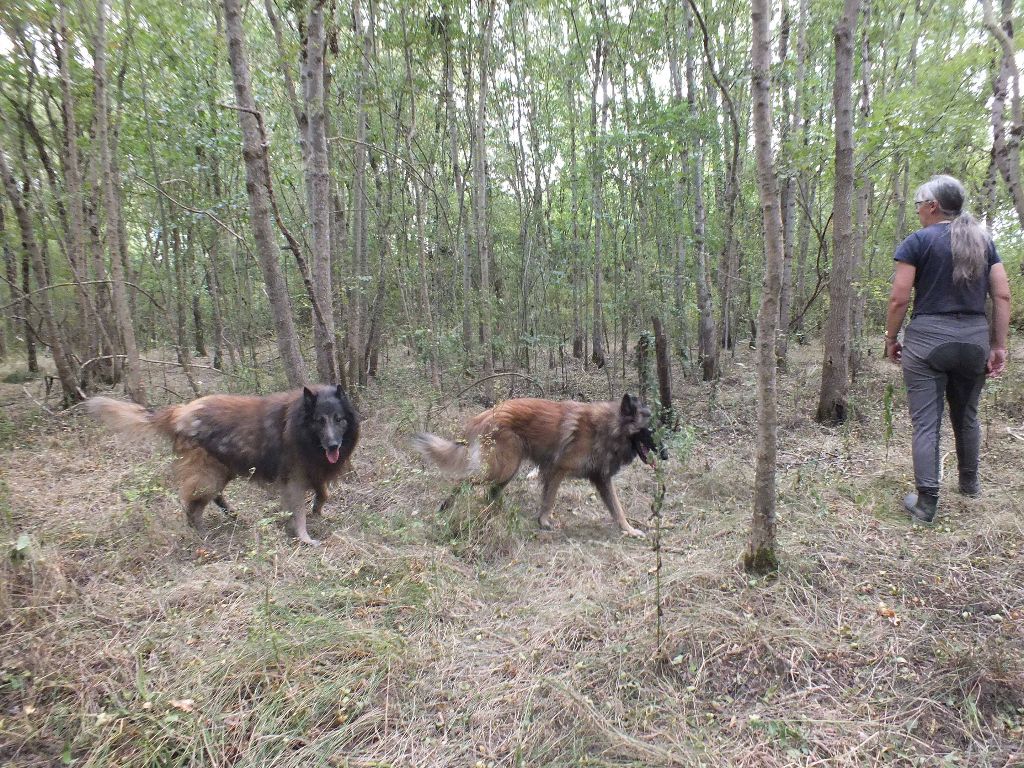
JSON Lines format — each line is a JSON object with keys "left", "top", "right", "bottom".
{"left": 620, "top": 393, "right": 637, "bottom": 417}
{"left": 303, "top": 386, "right": 317, "bottom": 410}
{"left": 335, "top": 384, "right": 346, "bottom": 402}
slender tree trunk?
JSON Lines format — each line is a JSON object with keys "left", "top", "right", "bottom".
{"left": 686, "top": 0, "right": 741, "bottom": 360}
{"left": 401, "top": 7, "right": 440, "bottom": 389}
{"left": 816, "top": 0, "right": 860, "bottom": 425}
{"left": 441, "top": 4, "right": 472, "bottom": 368}
{"left": 203, "top": 262, "right": 224, "bottom": 369}
{"left": 0, "top": 231, "right": 6, "bottom": 358}
{"left": 83, "top": 148, "right": 118, "bottom": 380}
{"left": 0, "top": 282, "right": 5, "bottom": 358}
{"left": 637, "top": 330, "right": 650, "bottom": 404}
{"left": 652, "top": 315, "right": 674, "bottom": 426}
{"left": 776, "top": 0, "right": 806, "bottom": 370}
{"left": 850, "top": 0, "right": 872, "bottom": 373}
{"left": 21, "top": 228, "right": 37, "bottom": 373}
{"left": 590, "top": 28, "right": 608, "bottom": 369}
{"left": 171, "top": 227, "right": 201, "bottom": 396}
{"left": 206, "top": 147, "right": 237, "bottom": 371}
{"left": 472, "top": 0, "right": 497, "bottom": 403}
{"left": 685, "top": 4, "right": 717, "bottom": 380}
{"left": 526, "top": 47, "right": 546, "bottom": 371}
{"left": 264, "top": 0, "right": 308, "bottom": 159}
{"left": 2, "top": 207, "right": 33, "bottom": 370}
{"left": 192, "top": 292, "right": 206, "bottom": 357}
{"left": 54, "top": 1, "right": 93, "bottom": 359}
{"left": 95, "top": 0, "right": 145, "bottom": 403}
{"left": 348, "top": 0, "right": 372, "bottom": 387}
{"left": 792, "top": 181, "right": 814, "bottom": 336}
{"left": 568, "top": 77, "right": 585, "bottom": 359}
{"left": 983, "top": 0, "right": 1024, "bottom": 228}
{"left": 668, "top": 1, "right": 689, "bottom": 357}
{"left": 0, "top": 151, "right": 81, "bottom": 402}
{"left": 891, "top": 3, "right": 919, "bottom": 240}
{"left": 981, "top": 152, "right": 1000, "bottom": 226}
{"left": 302, "top": 0, "right": 339, "bottom": 383}
{"left": 747, "top": 0, "right": 783, "bottom": 574}
{"left": 221, "top": 0, "right": 307, "bottom": 387}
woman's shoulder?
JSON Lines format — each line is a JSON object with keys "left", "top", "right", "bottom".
{"left": 895, "top": 228, "right": 928, "bottom": 261}
{"left": 895, "top": 224, "right": 948, "bottom": 264}
{"left": 911, "top": 223, "right": 951, "bottom": 248}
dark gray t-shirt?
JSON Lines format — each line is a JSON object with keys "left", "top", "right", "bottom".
{"left": 893, "top": 222, "right": 1000, "bottom": 317}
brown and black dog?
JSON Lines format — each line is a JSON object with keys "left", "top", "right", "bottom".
{"left": 86, "top": 385, "right": 359, "bottom": 545}
{"left": 412, "top": 394, "right": 664, "bottom": 537}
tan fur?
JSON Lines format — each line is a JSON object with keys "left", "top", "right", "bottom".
{"left": 413, "top": 397, "right": 652, "bottom": 537}
{"left": 409, "top": 433, "right": 480, "bottom": 478}
{"left": 85, "top": 397, "right": 170, "bottom": 440}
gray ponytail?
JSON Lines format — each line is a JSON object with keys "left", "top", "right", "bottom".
{"left": 914, "top": 174, "right": 990, "bottom": 286}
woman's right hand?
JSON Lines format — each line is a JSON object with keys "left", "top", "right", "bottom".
{"left": 885, "top": 338, "right": 902, "bottom": 364}
{"left": 987, "top": 347, "right": 1007, "bottom": 377}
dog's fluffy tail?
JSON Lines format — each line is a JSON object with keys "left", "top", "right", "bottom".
{"left": 411, "top": 432, "right": 480, "bottom": 479}
{"left": 85, "top": 397, "right": 173, "bottom": 441}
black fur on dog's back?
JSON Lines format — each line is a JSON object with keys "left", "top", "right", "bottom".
{"left": 86, "top": 385, "right": 359, "bottom": 545}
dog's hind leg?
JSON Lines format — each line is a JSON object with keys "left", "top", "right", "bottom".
{"left": 438, "top": 489, "right": 459, "bottom": 512}
{"left": 484, "top": 432, "right": 524, "bottom": 506}
{"left": 185, "top": 498, "right": 210, "bottom": 534}
{"left": 177, "top": 449, "right": 229, "bottom": 535}
{"left": 486, "top": 480, "right": 512, "bottom": 505}
{"left": 593, "top": 477, "right": 645, "bottom": 538}
{"left": 281, "top": 479, "right": 320, "bottom": 546}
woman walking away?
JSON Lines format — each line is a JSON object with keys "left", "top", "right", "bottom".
{"left": 885, "top": 174, "right": 1011, "bottom": 524}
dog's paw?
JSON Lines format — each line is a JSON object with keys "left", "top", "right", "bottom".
{"left": 623, "top": 527, "right": 646, "bottom": 539}
{"left": 296, "top": 534, "right": 322, "bottom": 547}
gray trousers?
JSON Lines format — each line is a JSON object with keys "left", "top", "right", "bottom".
{"left": 901, "top": 313, "right": 989, "bottom": 494}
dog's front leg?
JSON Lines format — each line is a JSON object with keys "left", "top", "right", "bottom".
{"left": 594, "top": 477, "right": 645, "bottom": 538}
{"left": 309, "top": 482, "right": 329, "bottom": 518}
{"left": 281, "top": 480, "right": 320, "bottom": 546}
{"left": 213, "top": 495, "right": 237, "bottom": 518}
{"left": 538, "top": 471, "right": 566, "bottom": 530}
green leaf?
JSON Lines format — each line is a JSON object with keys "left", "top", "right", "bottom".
{"left": 10, "top": 533, "right": 31, "bottom": 563}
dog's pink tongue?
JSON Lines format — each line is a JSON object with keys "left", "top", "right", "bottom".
{"left": 326, "top": 447, "right": 340, "bottom": 464}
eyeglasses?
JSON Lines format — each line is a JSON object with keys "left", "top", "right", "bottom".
{"left": 915, "top": 199, "right": 934, "bottom": 209}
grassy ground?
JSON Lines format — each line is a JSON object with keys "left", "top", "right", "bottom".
{"left": 1, "top": 342, "right": 1022, "bottom": 767}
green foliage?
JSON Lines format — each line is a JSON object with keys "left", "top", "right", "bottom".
{"left": 119, "top": 463, "right": 172, "bottom": 505}
{"left": 432, "top": 482, "right": 525, "bottom": 561}
{"left": 9, "top": 532, "right": 31, "bottom": 564}
{"left": 0, "top": 411, "right": 17, "bottom": 448}
{"left": 2, "top": 370, "right": 39, "bottom": 384}
{"left": 0, "top": 0, "right": 1018, "bottom": 398}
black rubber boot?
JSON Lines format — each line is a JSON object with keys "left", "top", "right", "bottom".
{"left": 958, "top": 471, "right": 981, "bottom": 498}
{"left": 903, "top": 489, "right": 939, "bottom": 524}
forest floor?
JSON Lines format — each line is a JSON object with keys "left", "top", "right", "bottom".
{"left": 1, "top": 339, "right": 1022, "bottom": 767}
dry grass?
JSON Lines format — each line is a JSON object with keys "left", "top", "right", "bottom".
{"left": 1, "top": 342, "right": 1022, "bottom": 767}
